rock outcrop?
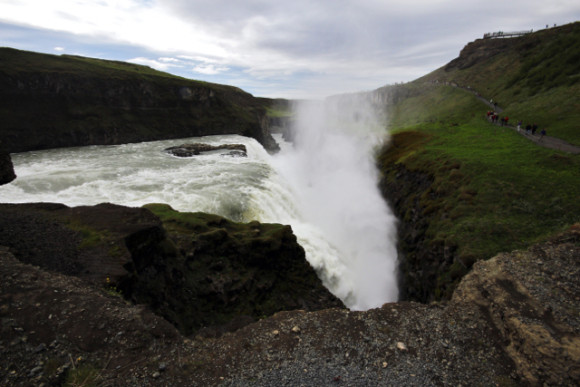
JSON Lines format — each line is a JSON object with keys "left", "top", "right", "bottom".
{"left": 0, "top": 202, "right": 342, "bottom": 337}
{"left": 164, "top": 143, "right": 247, "bottom": 157}
{"left": 452, "top": 224, "right": 580, "bottom": 386}
{"left": 0, "top": 48, "right": 279, "bottom": 153}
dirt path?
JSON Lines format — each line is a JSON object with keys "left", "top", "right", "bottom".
{"left": 518, "top": 130, "right": 580, "bottom": 154}
{"left": 453, "top": 84, "right": 580, "bottom": 154}
{"left": 484, "top": 117, "right": 580, "bottom": 154}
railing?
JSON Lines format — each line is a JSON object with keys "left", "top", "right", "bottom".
{"left": 483, "top": 30, "right": 533, "bottom": 39}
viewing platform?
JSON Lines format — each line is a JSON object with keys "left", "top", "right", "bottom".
{"left": 483, "top": 30, "right": 533, "bottom": 39}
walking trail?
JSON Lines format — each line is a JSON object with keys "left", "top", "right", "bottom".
{"left": 454, "top": 83, "right": 580, "bottom": 155}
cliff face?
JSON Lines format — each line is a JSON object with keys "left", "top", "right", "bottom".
{"left": 0, "top": 202, "right": 342, "bottom": 337}
{"left": 1, "top": 213, "right": 578, "bottom": 385}
{"left": 377, "top": 131, "right": 463, "bottom": 302}
{"left": 0, "top": 48, "right": 278, "bottom": 153}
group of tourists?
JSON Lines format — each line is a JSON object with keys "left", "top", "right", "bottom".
{"left": 486, "top": 111, "right": 509, "bottom": 125}
{"left": 486, "top": 111, "right": 547, "bottom": 141}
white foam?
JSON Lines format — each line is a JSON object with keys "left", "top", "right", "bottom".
{"left": 2, "top": 128, "right": 398, "bottom": 309}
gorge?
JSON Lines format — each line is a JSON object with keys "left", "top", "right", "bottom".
{"left": 1, "top": 29, "right": 579, "bottom": 385}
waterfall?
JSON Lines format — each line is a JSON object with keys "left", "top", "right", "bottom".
{"left": 270, "top": 97, "right": 399, "bottom": 309}
{"left": 1, "top": 115, "right": 399, "bottom": 309}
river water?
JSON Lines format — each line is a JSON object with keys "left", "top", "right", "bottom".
{"left": 0, "top": 103, "right": 399, "bottom": 310}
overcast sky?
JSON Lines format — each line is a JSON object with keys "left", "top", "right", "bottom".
{"left": 1, "top": 1, "right": 579, "bottom": 99}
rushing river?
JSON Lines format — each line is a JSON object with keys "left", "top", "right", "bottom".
{"left": 0, "top": 102, "right": 399, "bottom": 309}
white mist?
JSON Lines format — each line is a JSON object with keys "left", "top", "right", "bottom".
{"left": 271, "top": 96, "right": 399, "bottom": 310}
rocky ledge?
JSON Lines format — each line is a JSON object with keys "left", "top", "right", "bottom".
{"left": 0, "top": 202, "right": 342, "bottom": 340}
{"left": 1, "top": 200, "right": 578, "bottom": 385}
{"left": 164, "top": 143, "right": 247, "bottom": 157}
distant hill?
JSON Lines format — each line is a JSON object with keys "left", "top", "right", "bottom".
{"left": 0, "top": 47, "right": 278, "bottom": 153}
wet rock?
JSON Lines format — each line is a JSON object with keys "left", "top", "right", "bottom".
{"left": 164, "top": 143, "right": 247, "bottom": 157}
{"left": 0, "top": 151, "right": 16, "bottom": 185}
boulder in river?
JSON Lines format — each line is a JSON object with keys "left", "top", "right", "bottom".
{"left": 164, "top": 143, "right": 247, "bottom": 157}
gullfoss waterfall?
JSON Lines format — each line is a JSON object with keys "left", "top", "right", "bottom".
{"left": 273, "top": 98, "right": 399, "bottom": 309}
{"left": 1, "top": 102, "right": 398, "bottom": 309}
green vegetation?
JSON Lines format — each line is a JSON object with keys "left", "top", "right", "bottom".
{"left": 379, "top": 25, "right": 580, "bottom": 299}
{"left": 419, "top": 22, "right": 580, "bottom": 145}
{"left": 382, "top": 117, "right": 579, "bottom": 255}
{"left": 64, "top": 362, "right": 101, "bottom": 387}
{"left": 1, "top": 46, "right": 197, "bottom": 84}
{"left": 387, "top": 84, "right": 483, "bottom": 129}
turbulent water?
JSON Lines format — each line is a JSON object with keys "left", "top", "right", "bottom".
{"left": 0, "top": 101, "right": 399, "bottom": 309}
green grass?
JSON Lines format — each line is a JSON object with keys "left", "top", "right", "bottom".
{"left": 416, "top": 22, "right": 580, "bottom": 145}
{"left": 387, "top": 84, "right": 484, "bottom": 129}
{"left": 379, "top": 62, "right": 580, "bottom": 299}
{"left": 384, "top": 81, "right": 580, "bottom": 256}
{"left": 1, "top": 46, "right": 196, "bottom": 83}
{"left": 409, "top": 119, "right": 579, "bottom": 258}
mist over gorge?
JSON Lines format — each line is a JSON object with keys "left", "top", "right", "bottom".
{"left": 273, "top": 97, "right": 398, "bottom": 308}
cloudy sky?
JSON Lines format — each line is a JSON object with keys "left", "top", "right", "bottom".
{"left": 1, "top": 1, "right": 579, "bottom": 99}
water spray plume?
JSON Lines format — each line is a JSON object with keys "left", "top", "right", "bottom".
{"left": 272, "top": 94, "right": 399, "bottom": 309}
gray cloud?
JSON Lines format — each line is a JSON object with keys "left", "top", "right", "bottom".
{"left": 1, "top": 0, "right": 579, "bottom": 98}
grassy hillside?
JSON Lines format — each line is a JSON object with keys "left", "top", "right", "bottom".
{"left": 419, "top": 22, "right": 580, "bottom": 145}
{"left": 378, "top": 24, "right": 580, "bottom": 301}
{"left": 0, "top": 47, "right": 237, "bottom": 91}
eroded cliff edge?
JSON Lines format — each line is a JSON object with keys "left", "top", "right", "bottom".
{"left": 1, "top": 209, "right": 578, "bottom": 385}
{"left": 0, "top": 48, "right": 278, "bottom": 154}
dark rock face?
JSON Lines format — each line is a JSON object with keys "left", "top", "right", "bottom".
{"left": 164, "top": 143, "right": 247, "bottom": 157}
{"left": 0, "top": 48, "right": 279, "bottom": 154}
{"left": 0, "top": 151, "right": 16, "bottom": 185}
{"left": 0, "top": 202, "right": 342, "bottom": 336}
{"left": 136, "top": 204, "right": 344, "bottom": 335}
{"left": 379, "top": 162, "right": 460, "bottom": 303}
{"left": 377, "top": 132, "right": 460, "bottom": 303}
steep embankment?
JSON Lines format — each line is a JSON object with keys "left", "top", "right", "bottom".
{"left": 375, "top": 23, "right": 580, "bottom": 303}
{"left": 0, "top": 151, "right": 16, "bottom": 185}
{"left": 0, "top": 47, "right": 278, "bottom": 154}
{"left": 419, "top": 21, "right": 580, "bottom": 145}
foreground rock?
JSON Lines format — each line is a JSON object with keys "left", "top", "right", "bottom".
{"left": 1, "top": 207, "right": 578, "bottom": 385}
{"left": 452, "top": 224, "right": 580, "bottom": 385}
{"left": 164, "top": 143, "right": 247, "bottom": 157}
{"left": 0, "top": 151, "right": 16, "bottom": 185}
{"left": 0, "top": 203, "right": 342, "bottom": 337}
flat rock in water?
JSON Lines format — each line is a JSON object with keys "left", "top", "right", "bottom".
{"left": 164, "top": 143, "right": 247, "bottom": 157}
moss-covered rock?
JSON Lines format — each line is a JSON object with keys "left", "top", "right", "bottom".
{"left": 140, "top": 204, "right": 344, "bottom": 336}
{"left": 0, "top": 202, "right": 342, "bottom": 337}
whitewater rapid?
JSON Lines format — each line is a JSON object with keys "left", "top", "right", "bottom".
{"left": 1, "top": 115, "right": 399, "bottom": 309}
